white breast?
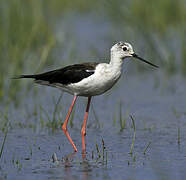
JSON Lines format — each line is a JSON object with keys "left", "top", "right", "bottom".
{"left": 61, "top": 63, "right": 122, "bottom": 96}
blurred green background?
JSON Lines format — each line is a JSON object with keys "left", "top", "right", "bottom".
{"left": 0, "top": 0, "right": 186, "bottom": 104}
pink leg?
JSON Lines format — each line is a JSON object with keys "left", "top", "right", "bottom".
{"left": 81, "top": 96, "right": 92, "bottom": 153}
{"left": 62, "top": 95, "right": 78, "bottom": 152}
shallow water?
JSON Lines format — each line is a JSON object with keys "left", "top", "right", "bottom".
{"left": 0, "top": 11, "right": 186, "bottom": 180}
{"left": 1, "top": 71, "right": 186, "bottom": 180}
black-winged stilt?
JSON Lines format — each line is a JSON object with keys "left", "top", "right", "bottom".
{"left": 15, "top": 42, "right": 158, "bottom": 153}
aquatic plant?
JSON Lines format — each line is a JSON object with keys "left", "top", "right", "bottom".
{"left": 129, "top": 115, "right": 135, "bottom": 155}
{"left": 143, "top": 142, "right": 151, "bottom": 155}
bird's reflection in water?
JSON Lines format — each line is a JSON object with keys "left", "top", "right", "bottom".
{"left": 62, "top": 152, "right": 76, "bottom": 180}
{"left": 62, "top": 151, "right": 92, "bottom": 180}
{"left": 62, "top": 152, "right": 76, "bottom": 165}
{"left": 82, "top": 151, "right": 87, "bottom": 160}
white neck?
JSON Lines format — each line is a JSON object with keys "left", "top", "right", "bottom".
{"left": 109, "top": 51, "right": 123, "bottom": 72}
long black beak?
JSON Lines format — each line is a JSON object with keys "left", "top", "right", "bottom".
{"left": 132, "top": 53, "right": 159, "bottom": 68}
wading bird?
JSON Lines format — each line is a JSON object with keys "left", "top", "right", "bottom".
{"left": 15, "top": 42, "right": 158, "bottom": 153}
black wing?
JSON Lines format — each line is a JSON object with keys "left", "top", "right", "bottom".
{"left": 17, "top": 62, "right": 99, "bottom": 85}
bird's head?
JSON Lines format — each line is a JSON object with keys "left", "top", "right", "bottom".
{"left": 111, "top": 42, "right": 134, "bottom": 59}
{"left": 111, "top": 41, "right": 158, "bottom": 68}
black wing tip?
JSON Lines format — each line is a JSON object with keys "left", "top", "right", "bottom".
{"left": 11, "top": 75, "right": 35, "bottom": 79}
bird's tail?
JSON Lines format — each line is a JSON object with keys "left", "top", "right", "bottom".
{"left": 12, "top": 74, "right": 36, "bottom": 79}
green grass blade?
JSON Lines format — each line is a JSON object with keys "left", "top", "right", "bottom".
{"left": 129, "top": 115, "right": 136, "bottom": 155}
{"left": 0, "top": 126, "right": 9, "bottom": 160}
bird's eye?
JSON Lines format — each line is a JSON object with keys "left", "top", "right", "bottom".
{"left": 122, "top": 46, "right": 128, "bottom": 51}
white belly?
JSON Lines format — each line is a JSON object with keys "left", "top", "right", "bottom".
{"left": 58, "top": 63, "right": 122, "bottom": 96}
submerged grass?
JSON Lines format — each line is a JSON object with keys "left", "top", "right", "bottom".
{"left": 52, "top": 93, "right": 63, "bottom": 128}
{"left": 91, "top": 104, "right": 101, "bottom": 129}
{"left": 96, "top": 143, "right": 101, "bottom": 159}
{"left": 119, "top": 102, "right": 126, "bottom": 131}
{"left": 118, "top": 102, "right": 129, "bottom": 132}
{"left": 39, "top": 105, "right": 50, "bottom": 127}
{"left": 102, "top": 139, "right": 105, "bottom": 161}
{"left": 143, "top": 142, "right": 151, "bottom": 155}
{"left": 0, "top": 123, "right": 9, "bottom": 160}
{"left": 94, "top": 139, "right": 108, "bottom": 164}
{"left": 177, "top": 127, "right": 181, "bottom": 145}
{"left": 129, "top": 115, "right": 136, "bottom": 155}
{"left": 39, "top": 94, "right": 64, "bottom": 132}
